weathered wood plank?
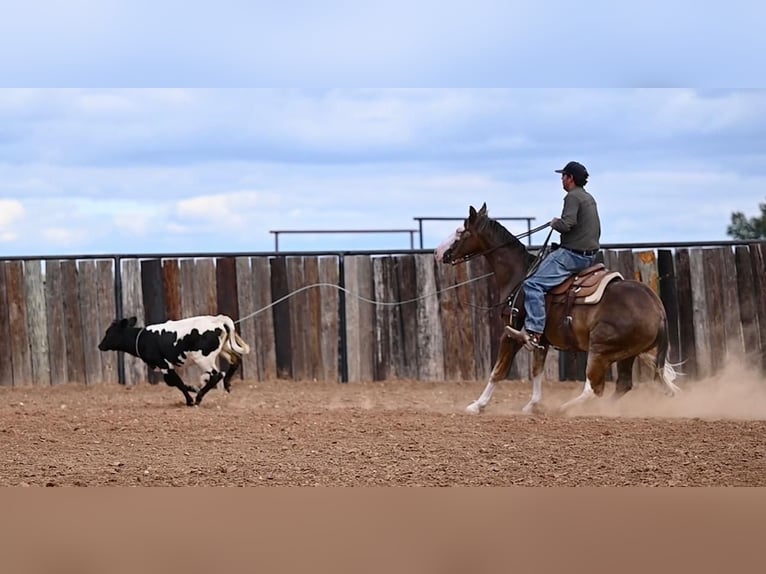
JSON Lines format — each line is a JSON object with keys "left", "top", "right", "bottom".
{"left": 720, "top": 246, "right": 744, "bottom": 360}
{"left": 141, "top": 259, "right": 166, "bottom": 326}
{"left": 674, "top": 249, "right": 698, "bottom": 379}
{"left": 395, "top": 255, "right": 419, "bottom": 380}
{"left": 194, "top": 259, "right": 217, "bottom": 316}
{"left": 0, "top": 262, "right": 13, "bottom": 386}
{"left": 44, "top": 261, "right": 67, "bottom": 385}
{"left": 121, "top": 259, "right": 146, "bottom": 386}
{"left": 634, "top": 250, "right": 659, "bottom": 294}
{"left": 235, "top": 258, "right": 258, "bottom": 380}
{"left": 78, "top": 260, "right": 103, "bottom": 385}
{"left": 344, "top": 256, "right": 374, "bottom": 382}
{"left": 304, "top": 256, "right": 323, "bottom": 381}
{"left": 414, "top": 254, "right": 445, "bottom": 381}
{"left": 7, "top": 261, "right": 32, "bottom": 385}
{"left": 452, "top": 258, "right": 477, "bottom": 380}
{"left": 633, "top": 250, "right": 659, "bottom": 380}
{"left": 617, "top": 250, "right": 637, "bottom": 282}
{"left": 318, "top": 256, "right": 340, "bottom": 382}
{"left": 216, "top": 257, "right": 239, "bottom": 322}
{"left": 270, "top": 257, "right": 292, "bottom": 379}
{"left": 24, "top": 260, "right": 50, "bottom": 385}
{"left": 162, "top": 259, "right": 182, "bottom": 321}
{"left": 96, "top": 260, "right": 118, "bottom": 383}
{"left": 216, "top": 256, "right": 241, "bottom": 381}
{"left": 287, "top": 257, "right": 309, "bottom": 380}
{"left": 657, "top": 250, "right": 681, "bottom": 364}
{"left": 750, "top": 243, "right": 766, "bottom": 373}
{"left": 372, "top": 256, "right": 391, "bottom": 381}
{"left": 689, "top": 249, "right": 711, "bottom": 378}
{"left": 179, "top": 259, "right": 197, "bottom": 319}
{"left": 140, "top": 259, "right": 165, "bottom": 384}
{"left": 387, "top": 257, "right": 408, "bottom": 380}
{"left": 735, "top": 246, "right": 760, "bottom": 365}
{"left": 251, "top": 257, "right": 277, "bottom": 380}
{"left": 702, "top": 248, "right": 725, "bottom": 373}
{"left": 60, "top": 261, "right": 86, "bottom": 384}
{"left": 436, "top": 257, "right": 460, "bottom": 381}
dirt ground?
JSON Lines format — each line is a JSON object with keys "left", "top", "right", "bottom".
{"left": 1, "top": 361, "right": 765, "bottom": 486}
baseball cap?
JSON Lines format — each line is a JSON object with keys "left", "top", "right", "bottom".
{"left": 555, "top": 161, "right": 589, "bottom": 179}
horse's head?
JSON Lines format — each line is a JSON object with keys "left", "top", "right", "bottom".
{"left": 435, "top": 203, "right": 490, "bottom": 265}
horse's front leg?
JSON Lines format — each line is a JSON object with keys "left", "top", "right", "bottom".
{"left": 466, "top": 334, "right": 520, "bottom": 415}
{"left": 522, "top": 344, "right": 549, "bottom": 414}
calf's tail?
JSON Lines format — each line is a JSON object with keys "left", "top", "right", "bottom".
{"left": 221, "top": 315, "right": 251, "bottom": 356}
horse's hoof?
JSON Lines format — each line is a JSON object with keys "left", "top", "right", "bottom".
{"left": 522, "top": 402, "right": 544, "bottom": 415}
{"left": 465, "top": 403, "right": 483, "bottom": 415}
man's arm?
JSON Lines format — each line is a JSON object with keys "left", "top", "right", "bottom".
{"left": 551, "top": 194, "right": 579, "bottom": 232}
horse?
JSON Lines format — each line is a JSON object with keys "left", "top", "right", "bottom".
{"left": 434, "top": 203, "right": 680, "bottom": 415}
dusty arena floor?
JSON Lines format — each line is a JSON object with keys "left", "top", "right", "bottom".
{"left": 1, "top": 365, "right": 765, "bottom": 486}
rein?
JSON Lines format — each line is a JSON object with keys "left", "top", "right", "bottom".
{"left": 457, "top": 225, "right": 555, "bottom": 312}
{"left": 448, "top": 221, "right": 551, "bottom": 265}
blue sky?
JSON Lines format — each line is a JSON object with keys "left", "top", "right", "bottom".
{"left": 0, "top": 4, "right": 764, "bottom": 256}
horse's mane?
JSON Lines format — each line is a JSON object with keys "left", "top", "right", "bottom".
{"left": 477, "top": 213, "right": 535, "bottom": 264}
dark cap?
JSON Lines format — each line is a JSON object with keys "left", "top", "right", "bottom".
{"left": 555, "top": 161, "right": 589, "bottom": 180}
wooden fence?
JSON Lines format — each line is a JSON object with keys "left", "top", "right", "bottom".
{"left": 0, "top": 244, "right": 764, "bottom": 387}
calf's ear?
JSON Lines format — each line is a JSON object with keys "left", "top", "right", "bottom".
{"left": 127, "top": 316, "right": 138, "bottom": 327}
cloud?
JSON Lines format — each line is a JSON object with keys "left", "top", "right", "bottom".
{"left": 0, "top": 200, "right": 24, "bottom": 242}
{"left": 0, "top": 89, "right": 765, "bottom": 256}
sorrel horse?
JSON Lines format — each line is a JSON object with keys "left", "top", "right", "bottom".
{"left": 434, "top": 203, "right": 680, "bottom": 414}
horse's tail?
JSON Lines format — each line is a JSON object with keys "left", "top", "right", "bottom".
{"left": 641, "top": 314, "right": 681, "bottom": 395}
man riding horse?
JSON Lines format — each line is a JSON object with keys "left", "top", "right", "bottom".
{"left": 514, "top": 161, "right": 601, "bottom": 351}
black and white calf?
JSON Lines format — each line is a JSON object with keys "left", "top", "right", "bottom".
{"left": 98, "top": 314, "right": 251, "bottom": 406}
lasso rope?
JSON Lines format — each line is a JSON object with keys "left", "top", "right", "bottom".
{"left": 234, "top": 271, "right": 494, "bottom": 325}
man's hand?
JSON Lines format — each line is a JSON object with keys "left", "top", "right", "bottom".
{"left": 550, "top": 217, "right": 560, "bottom": 227}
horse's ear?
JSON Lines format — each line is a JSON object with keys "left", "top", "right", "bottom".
{"left": 479, "top": 202, "right": 487, "bottom": 216}
{"left": 469, "top": 205, "right": 477, "bottom": 219}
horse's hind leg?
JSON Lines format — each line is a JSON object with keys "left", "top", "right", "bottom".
{"left": 559, "top": 353, "right": 609, "bottom": 413}
{"left": 613, "top": 357, "right": 636, "bottom": 399}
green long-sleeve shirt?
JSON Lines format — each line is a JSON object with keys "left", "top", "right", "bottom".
{"left": 550, "top": 186, "right": 601, "bottom": 251}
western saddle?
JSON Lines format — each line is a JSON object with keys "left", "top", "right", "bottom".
{"left": 547, "top": 263, "right": 623, "bottom": 307}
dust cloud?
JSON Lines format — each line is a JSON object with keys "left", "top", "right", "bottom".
{"left": 576, "top": 357, "right": 766, "bottom": 421}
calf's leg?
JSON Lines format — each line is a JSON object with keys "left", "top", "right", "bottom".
{"left": 194, "top": 370, "right": 224, "bottom": 405}
{"left": 163, "top": 370, "right": 196, "bottom": 406}
{"left": 222, "top": 361, "right": 241, "bottom": 393}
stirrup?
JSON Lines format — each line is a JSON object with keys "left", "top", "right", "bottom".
{"left": 504, "top": 325, "right": 545, "bottom": 351}
{"left": 524, "top": 332, "right": 545, "bottom": 351}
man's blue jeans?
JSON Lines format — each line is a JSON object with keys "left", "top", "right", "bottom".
{"left": 523, "top": 248, "right": 597, "bottom": 334}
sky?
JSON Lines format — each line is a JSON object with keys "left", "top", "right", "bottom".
{"left": 0, "top": 3, "right": 764, "bottom": 256}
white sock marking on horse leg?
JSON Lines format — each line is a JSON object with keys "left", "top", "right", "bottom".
{"left": 660, "top": 363, "right": 682, "bottom": 396}
{"left": 522, "top": 373, "right": 543, "bottom": 414}
{"left": 560, "top": 379, "right": 595, "bottom": 412}
{"left": 466, "top": 381, "right": 496, "bottom": 414}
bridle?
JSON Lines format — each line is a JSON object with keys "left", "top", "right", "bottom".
{"left": 448, "top": 221, "right": 555, "bottom": 312}
{"left": 446, "top": 221, "right": 552, "bottom": 265}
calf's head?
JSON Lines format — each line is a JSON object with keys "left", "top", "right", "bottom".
{"left": 98, "top": 317, "right": 139, "bottom": 351}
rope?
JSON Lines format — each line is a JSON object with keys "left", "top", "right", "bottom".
{"left": 234, "top": 271, "right": 495, "bottom": 325}
{"left": 135, "top": 328, "right": 144, "bottom": 360}
{"left": 234, "top": 223, "right": 553, "bottom": 325}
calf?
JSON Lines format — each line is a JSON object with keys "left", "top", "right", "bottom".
{"left": 98, "top": 314, "right": 251, "bottom": 406}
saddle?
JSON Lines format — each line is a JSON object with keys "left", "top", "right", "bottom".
{"left": 542, "top": 263, "right": 623, "bottom": 351}
{"left": 547, "top": 263, "right": 623, "bottom": 306}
